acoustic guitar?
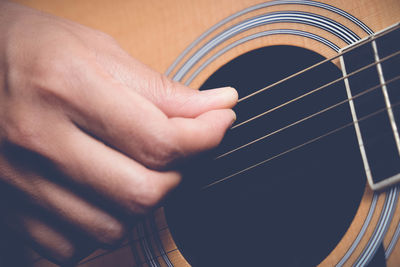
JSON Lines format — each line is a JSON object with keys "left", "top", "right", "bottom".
{"left": 11, "top": 0, "right": 400, "bottom": 266}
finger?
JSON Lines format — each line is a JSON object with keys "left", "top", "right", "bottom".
{"left": 59, "top": 127, "right": 182, "bottom": 212}
{"left": 2, "top": 115, "right": 181, "bottom": 214}
{"left": 149, "top": 83, "right": 238, "bottom": 118}
{"left": 3, "top": 210, "right": 95, "bottom": 265}
{"left": 132, "top": 73, "right": 238, "bottom": 118}
{"left": 170, "top": 108, "right": 236, "bottom": 155}
{"left": 63, "top": 69, "right": 235, "bottom": 169}
{"left": 93, "top": 44, "right": 238, "bottom": 117}
{"left": 0, "top": 158, "right": 130, "bottom": 249}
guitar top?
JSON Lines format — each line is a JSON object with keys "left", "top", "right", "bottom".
{"left": 11, "top": 0, "right": 400, "bottom": 266}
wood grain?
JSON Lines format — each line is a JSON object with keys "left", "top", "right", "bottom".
{"left": 10, "top": 0, "right": 400, "bottom": 266}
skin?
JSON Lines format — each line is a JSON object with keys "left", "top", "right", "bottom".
{"left": 0, "top": 1, "right": 237, "bottom": 265}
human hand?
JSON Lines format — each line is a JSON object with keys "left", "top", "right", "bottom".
{"left": 0, "top": 1, "right": 237, "bottom": 265}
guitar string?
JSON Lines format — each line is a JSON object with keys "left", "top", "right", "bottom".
{"left": 216, "top": 52, "right": 400, "bottom": 160}
{"left": 79, "top": 236, "right": 178, "bottom": 266}
{"left": 231, "top": 50, "right": 400, "bottom": 130}
{"left": 202, "top": 99, "right": 400, "bottom": 190}
{"left": 216, "top": 76, "right": 400, "bottom": 160}
{"left": 127, "top": 35, "right": 400, "bottom": 266}
{"left": 81, "top": 26, "right": 400, "bottom": 265}
{"left": 102, "top": 96, "right": 400, "bottom": 247}
{"left": 201, "top": 46, "right": 400, "bottom": 189}
{"left": 237, "top": 23, "right": 399, "bottom": 103}
{"left": 76, "top": 223, "right": 170, "bottom": 265}
{"left": 80, "top": 89, "right": 400, "bottom": 266}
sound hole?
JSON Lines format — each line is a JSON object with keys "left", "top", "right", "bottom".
{"left": 165, "top": 46, "right": 366, "bottom": 266}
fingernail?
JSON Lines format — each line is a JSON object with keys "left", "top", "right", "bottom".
{"left": 201, "top": 86, "right": 238, "bottom": 105}
{"left": 231, "top": 110, "right": 237, "bottom": 126}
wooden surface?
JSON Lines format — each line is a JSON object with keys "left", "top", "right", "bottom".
{"left": 11, "top": 0, "right": 400, "bottom": 266}
{"left": 15, "top": 0, "right": 399, "bottom": 74}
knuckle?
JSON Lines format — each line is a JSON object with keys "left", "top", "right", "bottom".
{"left": 134, "top": 194, "right": 161, "bottom": 214}
{"left": 145, "top": 132, "right": 182, "bottom": 170}
{"left": 97, "top": 220, "right": 127, "bottom": 247}
{"left": 37, "top": 53, "right": 84, "bottom": 92}
{"left": 139, "top": 188, "right": 163, "bottom": 211}
{"left": 96, "top": 31, "right": 117, "bottom": 44}
{"left": 32, "top": 45, "right": 74, "bottom": 81}
{"left": 149, "top": 74, "right": 176, "bottom": 104}
{"left": 125, "top": 175, "right": 165, "bottom": 214}
{"left": 52, "top": 243, "right": 82, "bottom": 266}
{"left": 4, "top": 110, "right": 39, "bottom": 149}
{"left": 158, "top": 74, "right": 174, "bottom": 95}
{"left": 28, "top": 40, "right": 89, "bottom": 95}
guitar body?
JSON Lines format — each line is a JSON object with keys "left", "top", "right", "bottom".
{"left": 13, "top": 0, "right": 400, "bottom": 266}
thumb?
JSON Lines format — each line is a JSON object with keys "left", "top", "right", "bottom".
{"left": 100, "top": 51, "right": 238, "bottom": 117}
{"left": 147, "top": 77, "right": 238, "bottom": 118}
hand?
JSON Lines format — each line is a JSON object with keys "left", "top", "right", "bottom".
{"left": 0, "top": 1, "right": 237, "bottom": 265}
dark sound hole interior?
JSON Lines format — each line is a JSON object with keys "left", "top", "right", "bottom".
{"left": 165, "top": 45, "right": 367, "bottom": 266}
